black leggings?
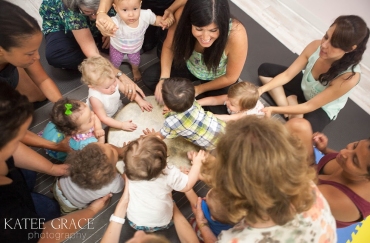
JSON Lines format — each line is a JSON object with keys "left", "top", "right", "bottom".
{"left": 258, "top": 63, "right": 331, "bottom": 132}
{"left": 45, "top": 31, "right": 108, "bottom": 70}
{"left": 142, "top": 62, "right": 236, "bottom": 114}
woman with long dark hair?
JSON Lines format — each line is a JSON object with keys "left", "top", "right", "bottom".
{"left": 142, "top": 0, "right": 248, "bottom": 113}
{"left": 0, "top": 0, "right": 61, "bottom": 103}
{"left": 258, "top": 15, "right": 369, "bottom": 132}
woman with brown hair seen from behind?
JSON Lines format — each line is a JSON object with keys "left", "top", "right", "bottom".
{"left": 194, "top": 116, "right": 336, "bottom": 242}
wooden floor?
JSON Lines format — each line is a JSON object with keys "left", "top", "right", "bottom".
{"left": 11, "top": 0, "right": 370, "bottom": 242}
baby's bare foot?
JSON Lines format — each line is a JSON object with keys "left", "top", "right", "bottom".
{"left": 132, "top": 68, "right": 142, "bottom": 82}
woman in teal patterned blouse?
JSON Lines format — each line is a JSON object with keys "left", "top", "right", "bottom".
{"left": 40, "top": 0, "right": 144, "bottom": 101}
{"left": 39, "top": 0, "right": 112, "bottom": 70}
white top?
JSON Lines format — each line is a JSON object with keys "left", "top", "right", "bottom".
{"left": 127, "top": 165, "right": 188, "bottom": 227}
{"left": 87, "top": 85, "right": 121, "bottom": 117}
{"left": 59, "top": 173, "right": 124, "bottom": 208}
{"left": 217, "top": 184, "right": 337, "bottom": 243}
{"left": 110, "top": 9, "right": 157, "bottom": 54}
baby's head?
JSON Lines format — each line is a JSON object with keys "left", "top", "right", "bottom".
{"left": 123, "top": 135, "right": 167, "bottom": 181}
{"left": 51, "top": 98, "right": 94, "bottom": 135}
{"left": 113, "top": 0, "right": 142, "bottom": 25}
{"left": 162, "top": 77, "right": 195, "bottom": 113}
{"left": 65, "top": 143, "right": 119, "bottom": 190}
{"left": 206, "top": 189, "right": 232, "bottom": 224}
{"left": 226, "top": 82, "right": 259, "bottom": 114}
{"left": 79, "top": 56, "right": 118, "bottom": 95}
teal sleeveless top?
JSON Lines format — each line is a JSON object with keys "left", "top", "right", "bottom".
{"left": 301, "top": 46, "right": 361, "bottom": 120}
{"left": 186, "top": 20, "right": 232, "bottom": 81}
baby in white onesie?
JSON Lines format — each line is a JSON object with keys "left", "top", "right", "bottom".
{"left": 122, "top": 133, "right": 205, "bottom": 232}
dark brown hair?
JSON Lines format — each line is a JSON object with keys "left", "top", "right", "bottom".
{"left": 0, "top": 82, "right": 33, "bottom": 149}
{"left": 0, "top": 0, "right": 41, "bottom": 51}
{"left": 50, "top": 98, "right": 82, "bottom": 135}
{"left": 66, "top": 143, "right": 116, "bottom": 190}
{"left": 162, "top": 77, "right": 195, "bottom": 112}
{"left": 172, "top": 0, "right": 231, "bottom": 73}
{"left": 123, "top": 136, "right": 168, "bottom": 181}
{"left": 319, "top": 15, "right": 369, "bottom": 85}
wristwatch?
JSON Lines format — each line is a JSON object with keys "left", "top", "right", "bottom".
{"left": 109, "top": 214, "right": 125, "bottom": 224}
{"left": 116, "top": 71, "right": 123, "bottom": 79}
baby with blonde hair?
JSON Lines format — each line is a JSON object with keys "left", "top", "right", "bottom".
{"left": 79, "top": 56, "right": 152, "bottom": 131}
{"left": 198, "top": 81, "right": 264, "bottom": 122}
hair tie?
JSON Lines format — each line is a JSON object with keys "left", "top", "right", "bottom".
{"left": 65, "top": 103, "right": 73, "bottom": 115}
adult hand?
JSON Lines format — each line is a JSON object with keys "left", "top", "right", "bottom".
{"left": 155, "top": 80, "right": 164, "bottom": 105}
{"left": 88, "top": 193, "right": 113, "bottom": 214}
{"left": 118, "top": 76, "right": 145, "bottom": 101}
{"left": 50, "top": 163, "right": 70, "bottom": 177}
{"left": 56, "top": 136, "right": 72, "bottom": 152}
{"left": 313, "top": 132, "right": 328, "bottom": 153}
{"left": 161, "top": 9, "right": 175, "bottom": 29}
{"left": 96, "top": 13, "right": 118, "bottom": 37}
{"left": 101, "top": 36, "right": 110, "bottom": 49}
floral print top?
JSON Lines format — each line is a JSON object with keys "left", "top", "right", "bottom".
{"left": 217, "top": 184, "right": 337, "bottom": 243}
{"left": 39, "top": 0, "right": 114, "bottom": 37}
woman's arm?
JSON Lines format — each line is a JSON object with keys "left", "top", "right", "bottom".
{"left": 101, "top": 177, "right": 129, "bottom": 243}
{"left": 194, "top": 197, "right": 217, "bottom": 243}
{"left": 13, "top": 143, "right": 69, "bottom": 177}
{"left": 96, "top": 0, "right": 117, "bottom": 36}
{"left": 22, "top": 131, "right": 71, "bottom": 152}
{"left": 41, "top": 194, "right": 112, "bottom": 243}
{"left": 155, "top": 6, "right": 183, "bottom": 103}
{"left": 194, "top": 20, "right": 248, "bottom": 96}
{"left": 72, "top": 28, "right": 101, "bottom": 57}
{"left": 263, "top": 71, "right": 360, "bottom": 116}
{"left": 115, "top": 69, "right": 145, "bottom": 101}
{"left": 25, "top": 60, "right": 62, "bottom": 103}
{"left": 258, "top": 40, "right": 319, "bottom": 95}
{"left": 173, "top": 203, "right": 200, "bottom": 243}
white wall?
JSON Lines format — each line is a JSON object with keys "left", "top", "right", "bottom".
{"left": 280, "top": 0, "right": 370, "bottom": 69}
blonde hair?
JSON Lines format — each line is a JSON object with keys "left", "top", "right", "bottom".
{"left": 228, "top": 82, "right": 259, "bottom": 110}
{"left": 78, "top": 56, "right": 115, "bottom": 86}
{"left": 204, "top": 116, "right": 316, "bottom": 225}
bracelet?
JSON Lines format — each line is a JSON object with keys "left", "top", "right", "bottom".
{"left": 96, "top": 11, "right": 107, "bottom": 15}
{"left": 109, "top": 214, "right": 125, "bottom": 224}
{"left": 198, "top": 222, "right": 209, "bottom": 228}
{"left": 159, "top": 77, "right": 169, "bottom": 81}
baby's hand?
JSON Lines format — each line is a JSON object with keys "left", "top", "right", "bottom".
{"left": 121, "top": 120, "right": 137, "bottom": 131}
{"left": 137, "top": 99, "right": 153, "bottom": 112}
{"left": 313, "top": 132, "right": 328, "bottom": 152}
{"left": 192, "top": 150, "right": 206, "bottom": 166}
{"left": 94, "top": 128, "right": 105, "bottom": 138}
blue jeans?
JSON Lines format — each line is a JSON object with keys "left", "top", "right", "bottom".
{"left": 21, "top": 169, "right": 61, "bottom": 221}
